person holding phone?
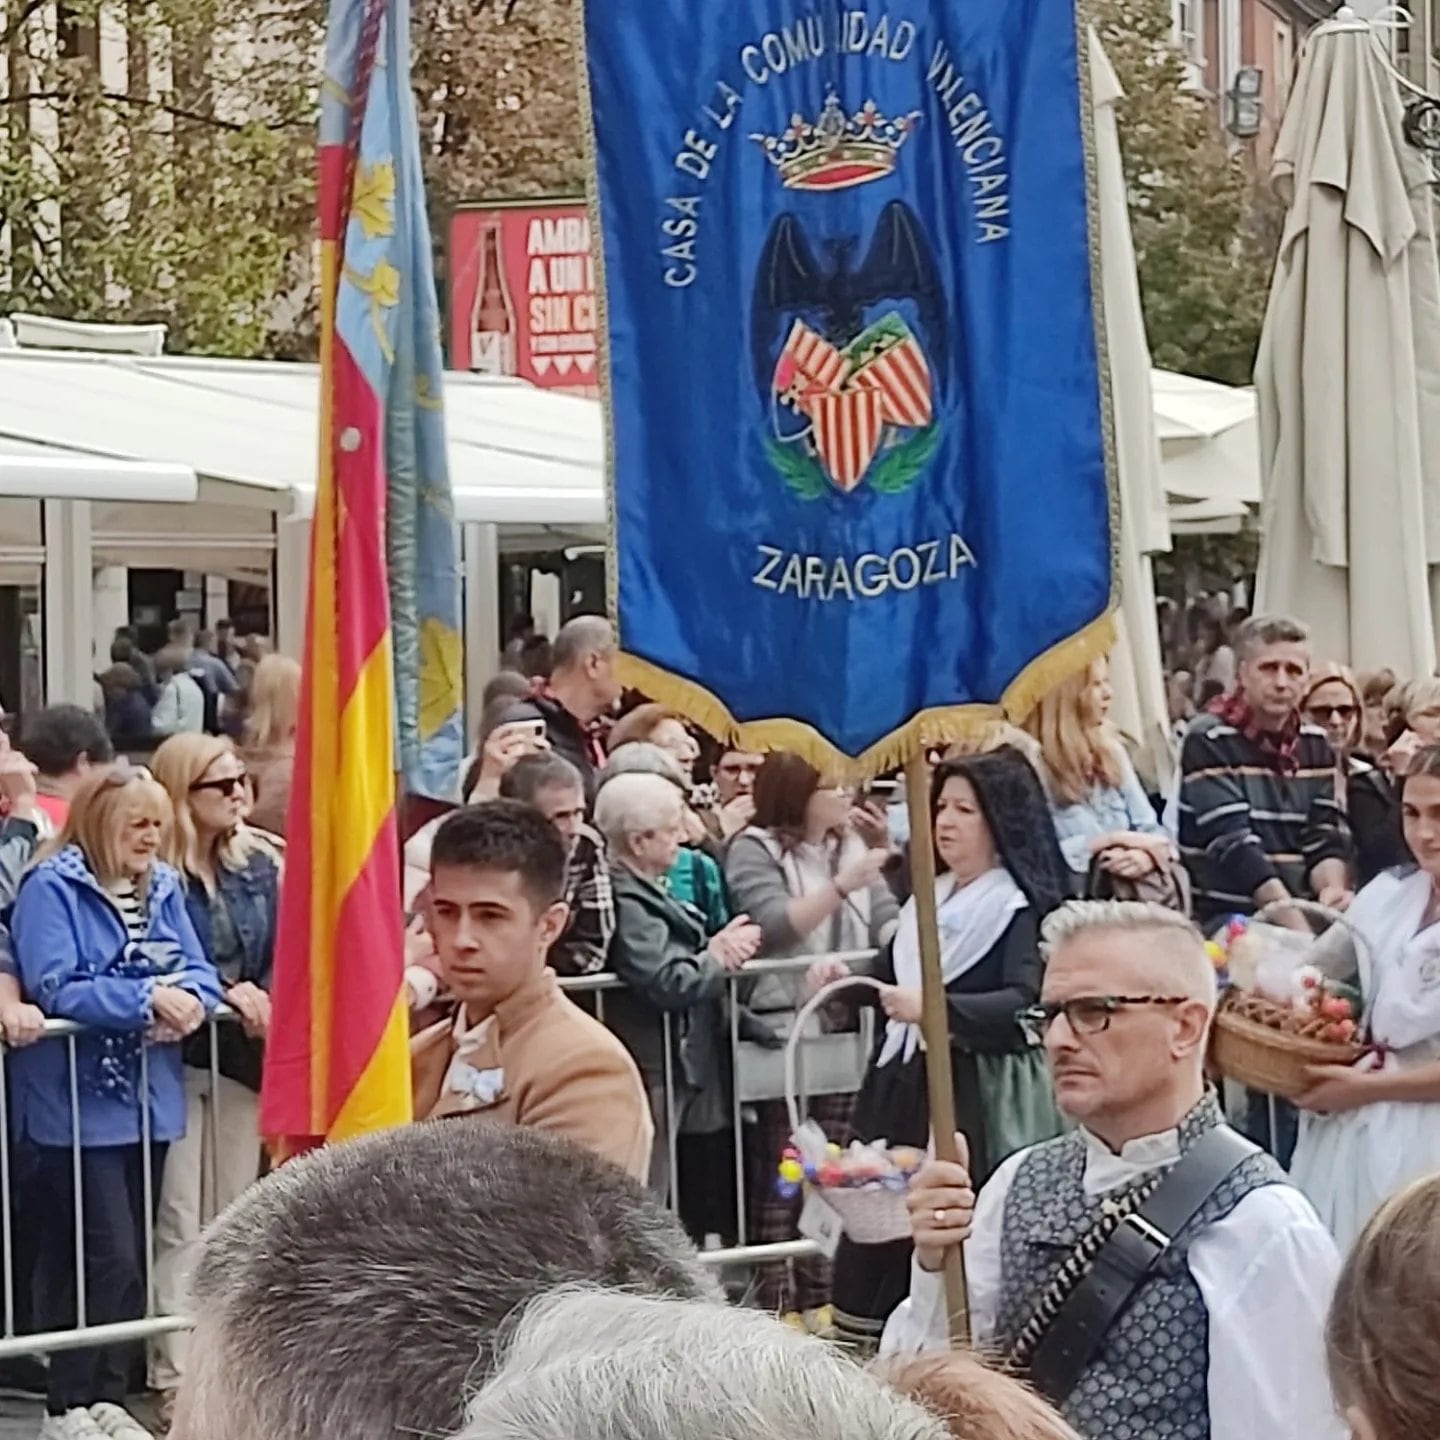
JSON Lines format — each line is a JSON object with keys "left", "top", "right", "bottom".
{"left": 403, "top": 708, "right": 552, "bottom": 910}
{"left": 725, "top": 752, "right": 899, "bottom": 1331}
{"left": 595, "top": 772, "right": 769, "bottom": 1225}
{"left": 492, "top": 617, "right": 624, "bottom": 803}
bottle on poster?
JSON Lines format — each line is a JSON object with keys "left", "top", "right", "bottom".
{"left": 470, "top": 222, "right": 517, "bottom": 376}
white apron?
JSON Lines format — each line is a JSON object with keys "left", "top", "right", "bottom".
{"left": 1290, "top": 867, "right": 1440, "bottom": 1251}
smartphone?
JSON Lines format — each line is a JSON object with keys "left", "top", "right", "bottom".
{"left": 492, "top": 718, "right": 549, "bottom": 752}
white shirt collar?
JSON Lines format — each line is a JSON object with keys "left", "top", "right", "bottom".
{"left": 1080, "top": 1124, "right": 1181, "bottom": 1198}
{"left": 451, "top": 1006, "right": 496, "bottom": 1051}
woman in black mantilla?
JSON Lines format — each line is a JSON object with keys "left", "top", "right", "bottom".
{"left": 832, "top": 748, "right": 1070, "bottom": 1350}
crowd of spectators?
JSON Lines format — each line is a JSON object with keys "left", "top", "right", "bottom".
{"left": 4, "top": 600, "right": 1440, "bottom": 1438}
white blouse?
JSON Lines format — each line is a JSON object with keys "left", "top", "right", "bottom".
{"left": 1348, "top": 869, "right": 1440, "bottom": 1059}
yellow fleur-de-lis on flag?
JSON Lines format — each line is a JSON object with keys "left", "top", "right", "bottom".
{"left": 352, "top": 158, "right": 396, "bottom": 240}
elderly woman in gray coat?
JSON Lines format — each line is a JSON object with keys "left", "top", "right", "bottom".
{"left": 594, "top": 772, "right": 778, "bottom": 1243}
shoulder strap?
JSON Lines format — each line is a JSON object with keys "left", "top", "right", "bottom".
{"left": 1023, "top": 1125, "right": 1260, "bottom": 1408}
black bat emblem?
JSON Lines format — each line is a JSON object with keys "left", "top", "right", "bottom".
{"left": 750, "top": 199, "right": 949, "bottom": 400}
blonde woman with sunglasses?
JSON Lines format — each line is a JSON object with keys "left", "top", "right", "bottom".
{"left": 147, "top": 733, "right": 282, "bottom": 1406}
{"left": 9, "top": 764, "right": 221, "bottom": 1440}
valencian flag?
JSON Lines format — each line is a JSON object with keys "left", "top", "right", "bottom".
{"left": 581, "top": 1, "right": 1116, "bottom": 773}
{"left": 261, "top": 0, "right": 461, "bottom": 1150}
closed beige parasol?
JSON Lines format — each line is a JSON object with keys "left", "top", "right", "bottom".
{"left": 1255, "top": 9, "right": 1440, "bottom": 675}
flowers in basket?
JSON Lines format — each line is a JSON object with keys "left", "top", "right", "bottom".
{"left": 1214, "top": 916, "right": 1363, "bottom": 1045}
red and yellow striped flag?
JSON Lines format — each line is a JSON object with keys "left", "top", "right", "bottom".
{"left": 259, "top": 0, "right": 414, "bottom": 1151}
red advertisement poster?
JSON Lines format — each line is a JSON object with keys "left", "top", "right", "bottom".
{"left": 448, "top": 200, "right": 599, "bottom": 396}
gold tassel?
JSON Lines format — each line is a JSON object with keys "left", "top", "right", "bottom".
{"left": 617, "top": 610, "right": 1116, "bottom": 783}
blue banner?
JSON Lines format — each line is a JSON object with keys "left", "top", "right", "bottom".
{"left": 583, "top": 0, "right": 1114, "bottom": 769}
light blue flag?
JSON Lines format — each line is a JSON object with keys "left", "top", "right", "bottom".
{"left": 375, "top": 0, "right": 463, "bottom": 801}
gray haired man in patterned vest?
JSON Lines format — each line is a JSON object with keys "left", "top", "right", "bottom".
{"left": 880, "top": 901, "right": 1346, "bottom": 1440}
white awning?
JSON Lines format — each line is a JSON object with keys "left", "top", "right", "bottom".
{"left": 0, "top": 347, "right": 1255, "bottom": 525}
{"left": 0, "top": 350, "right": 604, "bottom": 524}
{"left": 1152, "top": 369, "right": 1260, "bottom": 507}
{"left": 0, "top": 442, "right": 197, "bottom": 502}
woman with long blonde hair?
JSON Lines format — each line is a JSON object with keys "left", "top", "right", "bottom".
{"left": 9, "top": 764, "right": 220, "bottom": 1438}
{"left": 240, "top": 653, "right": 300, "bottom": 835}
{"left": 147, "top": 733, "right": 281, "bottom": 1404}
{"left": 1023, "top": 656, "right": 1174, "bottom": 893}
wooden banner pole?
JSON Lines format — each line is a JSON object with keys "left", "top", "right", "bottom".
{"left": 904, "top": 752, "right": 972, "bottom": 1347}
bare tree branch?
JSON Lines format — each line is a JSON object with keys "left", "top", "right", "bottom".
{"left": 0, "top": 87, "right": 310, "bottom": 131}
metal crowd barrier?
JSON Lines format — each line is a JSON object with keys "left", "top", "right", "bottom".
{"left": 0, "top": 951, "right": 878, "bottom": 1361}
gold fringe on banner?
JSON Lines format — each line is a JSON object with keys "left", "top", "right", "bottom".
{"left": 617, "top": 611, "right": 1116, "bottom": 783}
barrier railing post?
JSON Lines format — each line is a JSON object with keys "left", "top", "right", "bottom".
{"left": 208, "top": 1021, "right": 222, "bottom": 1223}
{"left": 661, "top": 1011, "right": 679, "bottom": 1211}
{"left": 0, "top": 1047, "right": 13, "bottom": 1339}
{"left": 728, "top": 976, "right": 746, "bottom": 1246}
{"left": 68, "top": 1033, "right": 86, "bottom": 1329}
{"left": 141, "top": 1042, "right": 155, "bottom": 1318}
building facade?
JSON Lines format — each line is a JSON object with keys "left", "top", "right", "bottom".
{"left": 1172, "top": 0, "right": 1319, "bottom": 162}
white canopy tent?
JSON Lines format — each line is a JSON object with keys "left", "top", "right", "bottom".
{"left": 0, "top": 347, "right": 1256, "bottom": 532}
{"left": 0, "top": 350, "right": 605, "bottom": 528}
{"left": 1153, "top": 369, "right": 1261, "bottom": 510}
{"left": 0, "top": 442, "right": 196, "bottom": 503}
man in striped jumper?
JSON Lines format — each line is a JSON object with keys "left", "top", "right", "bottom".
{"left": 1177, "top": 614, "right": 1351, "bottom": 931}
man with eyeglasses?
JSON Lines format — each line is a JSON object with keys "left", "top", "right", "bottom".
{"left": 702, "top": 745, "right": 764, "bottom": 844}
{"left": 880, "top": 901, "right": 1343, "bottom": 1440}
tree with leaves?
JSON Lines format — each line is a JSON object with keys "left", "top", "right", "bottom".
{"left": 1093, "top": 0, "right": 1279, "bottom": 387}
{"left": 0, "top": 0, "right": 584, "bottom": 357}
{"left": 411, "top": 0, "right": 584, "bottom": 214}
{"left": 0, "top": 0, "right": 320, "bottom": 356}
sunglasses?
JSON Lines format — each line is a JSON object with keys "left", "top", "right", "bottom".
{"left": 189, "top": 773, "right": 248, "bottom": 797}
{"left": 1307, "top": 704, "right": 1357, "bottom": 722}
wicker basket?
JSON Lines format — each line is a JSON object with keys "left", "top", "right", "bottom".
{"left": 1210, "top": 900, "right": 1369, "bottom": 1099}
{"left": 1211, "top": 991, "right": 1367, "bottom": 1100}
{"left": 783, "top": 975, "right": 912, "bottom": 1245}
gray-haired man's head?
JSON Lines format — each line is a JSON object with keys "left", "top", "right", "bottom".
{"left": 1037, "top": 900, "right": 1216, "bottom": 1143}
{"left": 460, "top": 1288, "right": 947, "bottom": 1440}
{"left": 171, "top": 1125, "right": 717, "bottom": 1440}
{"left": 548, "top": 615, "right": 621, "bottom": 722}
{"left": 1235, "top": 613, "right": 1310, "bottom": 729}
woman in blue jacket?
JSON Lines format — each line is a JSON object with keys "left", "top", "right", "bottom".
{"left": 9, "top": 763, "right": 221, "bottom": 1440}
{"left": 148, "top": 733, "right": 280, "bottom": 1400}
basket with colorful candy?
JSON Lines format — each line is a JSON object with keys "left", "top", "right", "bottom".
{"left": 776, "top": 1135, "right": 926, "bottom": 1245}
{"left": 1209, "top": 902, "right": 1369, "bottom": 1099}
{"left": 780, "top": 974, "right": 927, "bottom": 1243}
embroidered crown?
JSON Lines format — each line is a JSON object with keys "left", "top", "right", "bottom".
{"left": 750, "top": 90, "right": 921, "bottom": 192}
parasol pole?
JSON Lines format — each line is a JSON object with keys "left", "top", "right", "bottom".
{"left": 904, "top": 752, "right": 972, "bottom": 1346}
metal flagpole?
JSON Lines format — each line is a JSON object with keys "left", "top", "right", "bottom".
{"left": 904, "top": 753, "right": 972, "bottom": 1346}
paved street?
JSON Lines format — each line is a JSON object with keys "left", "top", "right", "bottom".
{"left": 0, "top": 1392, "right": 168, "bottom": 1438}
{"left": 0, "top": 1395, "right": 40, "bottom": 1439}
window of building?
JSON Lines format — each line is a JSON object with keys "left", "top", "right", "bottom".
{"left": 1174, "top": 0, "right": 1209, "bottom": 88}
{"left": 0, "top": 500, "right": 45, "bottom": 730}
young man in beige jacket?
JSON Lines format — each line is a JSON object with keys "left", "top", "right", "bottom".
{"left": 410, "top": 801, "right": 652, "bottom": 1181}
